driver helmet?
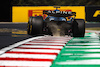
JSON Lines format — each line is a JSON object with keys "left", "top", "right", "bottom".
{"left": 54, "top": 9, "right": 60, "bottom": 12}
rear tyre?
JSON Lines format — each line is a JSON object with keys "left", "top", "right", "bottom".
{"left": 27, "top": 17, "right": 32, "bottom": 35}
{"left": 30, "top": 16, "right": 43, "bottom": 35}
{"left": 72, "top": 19, "right": 85, "bottom": 37}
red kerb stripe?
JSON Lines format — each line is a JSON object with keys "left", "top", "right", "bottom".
{"left": 6, "top": 51, "right": 58, "bottom": 55}
{"left": 0, "top": 57, "right": 53, "bottom": 62}
{"left": 0, "top": 66, "right": 46, "bottom": 67}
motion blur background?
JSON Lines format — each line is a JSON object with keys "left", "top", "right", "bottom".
{"left": 0, "top": 0, "right": 100, "bottom": 22}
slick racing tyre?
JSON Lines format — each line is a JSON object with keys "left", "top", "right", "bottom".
{"left": 27, "top": 17, "right": 32, "bottom": 35}
{"left": 29, "top": 16, "right": 43, "bottom": 35}
{"left": 72, "top": 19, "right": 85, "bottom": 37}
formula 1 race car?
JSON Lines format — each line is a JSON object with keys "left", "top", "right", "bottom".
{"left": 27, "top": 7, "right": 85, "bottom": 37}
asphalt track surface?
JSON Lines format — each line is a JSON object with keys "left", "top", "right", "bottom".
{"left": 0, "top": 22, "right": 100, "bottom": 49}
{"left": 0, "top": 23, "right": 32, "bottom": 49}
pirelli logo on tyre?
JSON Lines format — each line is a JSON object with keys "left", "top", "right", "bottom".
{"left": 85, "top": 6, "right": 100, "bottom": 22}
{"left": 12, "top": 6, "right": 85, "bottom": 23}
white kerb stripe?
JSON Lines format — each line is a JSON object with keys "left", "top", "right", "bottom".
{"left": 35, "top": 37, "right": 72, "bottom": 40}
{"left": 70, "top": 54, "right": 100, "bottom": 58}
{"left": 35, "top": 39, "right": 70, "bottom": 41}
{"left": 20, "top": 45, "right": 63, "bottom": 49}
{"left": 62, "top": 53, "right": 74, "bottom": 55}
{"left": 68, "top": 43, "right": 100, "bottom": 45}
{"left": 36, "top": 38, "right": 72, "bottom": 40}
{"left": 65, "top": 46, "right": 100, "bottom": 48}
{"left": 0, "top": 53, "right": 56, "bottom": 59}
{"left": 31, "top": 41, "right": 67, "bottom": 43}
{"left": 25, "top": 42, "right": 65, "bottom": 45}
{"left": 0, "top": 61, "right": 51, "bottom": 66}
{"left": 40, "top": 36, "right": 72, "bottom": 39}
{"left": 66, "top": 49, "right": 100, "bottom": 52}
{"left": 72, "top": 38, "right": 99, "bottom": 41}
{"left": 10, "top": 48, "right": 60, "bottom": 53}
{"left": 56, "top": 59, "right": 100, "bottom": 65}
{"left": 62, "top": 53, "right": 100, "bottom": 56}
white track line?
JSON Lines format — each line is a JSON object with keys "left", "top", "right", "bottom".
{"left": 0, "top": 53, "right": 56, "bottom": 59}
{"left": 56, "top": 59, "right": 100, "bottom": 65}
{"left": 0, "top": 61, "right": 51, "bottom": 66}
{"left": 20, "top": 45, "right": 63, "bottom": 49}
{"left": 10, "top": 48, "right": 60, "bottom": 53}
{"left": 0, "top": 36, "right": 44, "bottom": 55}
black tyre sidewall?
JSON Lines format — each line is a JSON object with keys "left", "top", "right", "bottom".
{"left": 30, "top": 16, "right": 43, "bottom": 35}
{"left": 27, "top": 17, "right": 33, "bottom": 35}
{"left": 72, "top": 19, "right": 85, "bottom": 37}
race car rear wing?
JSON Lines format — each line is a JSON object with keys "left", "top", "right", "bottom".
{"left": 43, "top": 10, "right": 76, "bottom": 17}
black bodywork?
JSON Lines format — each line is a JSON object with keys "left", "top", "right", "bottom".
{"left": 27, "top": 9, "right": 85, "bottom": 37}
